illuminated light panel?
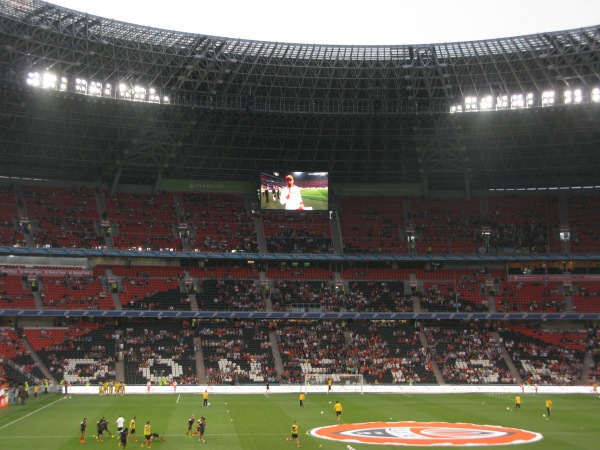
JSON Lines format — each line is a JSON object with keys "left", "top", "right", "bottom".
{"left": 75, "top": 78, "right": 88, "bottom": 93}
{"left": 42, "top": 72, "right": 57, "bottom": 90}
{"left": 511, "top": 93, "right": 524, "bottom": 109}
{"left": 592, "top": 87, "right": 600, "bottom": 103}
{"left": 148, "top": 87, "right": 161, "bottom": 103}
{"left": 26, "top": 71, "right": 41, "bottom": 87}
{"left": 564, "top": 89, "right": 583, "bottom": 104}
{"left": 480, "top": 95, "right": 493, "bottom": 111}
{"left": 59, "top": 76, "right": 68, "bottom": 91}
{"left": 525, "top": 92, "right": 534, "bottom": 107}
{"left": 542, "top": 90, "right": 555, "bottom": 106}
{"left": 496, "top": 95, "right": 509, "bottom": 110}
{"left": 464, "top": 96, "right": 478, "bottom": 112}
{"left": 88, "top": 80, "right": 103, "bottom": 96}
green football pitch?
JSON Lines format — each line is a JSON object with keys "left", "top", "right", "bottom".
{"left": 260, "top": 188, "right": 328, "bottom": 211}
{"left": 0, "top": 392, "right": 599, "bottom": 449}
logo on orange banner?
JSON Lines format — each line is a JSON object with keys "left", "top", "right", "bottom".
{"left": 309, "top": 421, "right": 542, "bottom": 446}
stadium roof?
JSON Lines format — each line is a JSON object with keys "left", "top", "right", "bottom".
{"left": 0, "top": 0, "right": 599, "bottom": 191}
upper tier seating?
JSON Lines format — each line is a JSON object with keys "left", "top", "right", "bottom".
{"left": 22, "top": 185, "right": 103, "bottom": 249}
{"left": 181, "top": 193, "right": 258, "bottom": 253}
{"left": 104, "top": 191, "right": 182, "bottom": 251}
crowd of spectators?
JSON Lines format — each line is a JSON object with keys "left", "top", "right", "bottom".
{"left": 425, "top": 323, "right": 514, "bottom": 384}
{"left": 498, "top": 325, "right": 584, "bottom": 385}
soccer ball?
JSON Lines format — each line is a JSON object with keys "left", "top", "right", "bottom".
{"left": 321, "top": 411, "right": 324, "bottom": 414}
{"left": 507, "top": 407, "right": 510, "bottom": 410}
{"left": 207, "top": 402, "right": 211, "bottom": 407}
{"left": 542, "top": 414, "right": 546, "bottom": 417}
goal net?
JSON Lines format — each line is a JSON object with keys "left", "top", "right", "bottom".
{"left": 303, "top": 373, "right": 363, "bottom": 394}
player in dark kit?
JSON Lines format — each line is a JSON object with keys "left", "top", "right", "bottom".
{"left": 80, "top": 418, "right": 87, "bottom": 443}
{"left": 102, "top": 417, "right": 114, "bottom": 438}
{"left": 186, "top": 415, "right": 195, "bottom": 437}
{"left": 118, "top": 427, "right": 129, "bottom": 449}
{"left": 96, "top": 418, "right": 105, "bottom": 442}
{"left": 197, "top": 416, "right": 206, "bottom": 443}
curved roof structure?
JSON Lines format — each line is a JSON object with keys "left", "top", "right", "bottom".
{"left": 0, "top": 0, "right": 599, "bottom": 191}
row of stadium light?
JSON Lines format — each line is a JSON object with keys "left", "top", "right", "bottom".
{"left": 25, "top": 71, "right": 170, "bottom": 104}
{"left": 450, "top": 88, "right": 600, "bottom": 113}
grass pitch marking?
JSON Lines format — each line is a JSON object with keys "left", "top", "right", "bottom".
{"left": 0, "top": 397, "right": 65, "bottom": 431}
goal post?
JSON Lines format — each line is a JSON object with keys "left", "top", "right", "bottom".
{"left": 303, "top": 373, "right": 363, "bottom": 394}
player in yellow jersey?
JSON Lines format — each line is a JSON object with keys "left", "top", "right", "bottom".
{"left": 141, "top": 421, "right": 152, "bottom": 448}
{"left": 103, "top": 381, "right": 109, "bottom": 395}
{"left": 115, "top": 381, "right": 121, "bottom": 394}
{"left": 285, "top": 420, "right": 300, "bottom": 448}
{"left": 108, "top": 381, "right": 114, "bottom": 395}
{"left": 334, "top": 401, "right": 343, "bottom": 421}
{"left": 129, "top": 416, "right": 138, "bottom": 442}
{"left": 515, "top": 394, "right": 521, "bottom": 411}
{"left": 545, "top": 398, "right": 552, "bottom": 417}
{"left": 299, "top": 392, "right": 305, "bottom": 407}
{"left": 98, "top": 383, "right": 104, "bottom": 395}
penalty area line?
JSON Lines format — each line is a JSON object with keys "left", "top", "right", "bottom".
{"left": 0, "top": 397, "right": 65, "bottom": 431}
{"left": 176, "top": 394, "right": 181, "bottom": 403}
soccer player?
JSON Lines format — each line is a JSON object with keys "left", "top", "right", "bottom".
{"left": 34, "top": 384, "right": 39, "bottom": 399}
{"left": 299, "top": 392, "right": 305, "bottom": 407}
{"left": 197, "top": 416, "right": 206, "bottom": 443}
{"left": 203, "top": 390, "right": 209, "bottom": 407}
{"left": 327, "top": 377, "right": 332, "bottom": 394}
{"left": 593, "top": 382, "right": 598, "bottom": 394}
{"left": 80, "top": 417, "right": 87, "bottom": 443}
{"left": 96, "top": 418, "right": 105, "bottom": 442}
{"left": 118, "top": 427, "right": 129, "bottom": 449}
{"left": 129, "top": 416, "right": 138, "bottom": 442}
{"left": 116, "top": 414, "right": 125, "bottom": 433}
{"left": 172, "top": 379, "right": 177, "bottom": 393}
{"left": 334, "top": 401, "right": 343, "bottom": 421}
{"left": 515, "top": 394, "right": 521, "bottom": 411}
{"left": 102, "top": 417, "right": 114, "bottom": 438}
{"left": 265, "top": 380, "right": 270, "bottom": 393}
{"left": 285, "top": 420, "right": 300, "bottom": 448}
{"left": 141, "top": 421, "right": 152, "bottom": 448}
{"left": 149, "top": 432, "right": 165, "bottom": 443}
{"left": 186, "top": 415, "right": 195, "bottom": 437}
{"left": 147, "top": 380, "right": 151, "bottom": 393}
{"left": 545, "top": 398, "right": 552, "bottom": 417}
{"left": 280, "top": 175, "right": 304, "bottom": 210}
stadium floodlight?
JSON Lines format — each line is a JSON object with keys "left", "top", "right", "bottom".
{"left": 26, "top": 71, "right": 41, "bottom": 87}
{"left": 148, "top": 87, "right": 161, "bottom": 103}
{"left": 525, "top": 92, "right": 534, "bottom": 107}
{"left": 59, "top": 76, "right": 68, "bottom": 91}
{"left": 592, "top": 87, "right": 600, "bottom": 103}
{"left": 480, "top": 95, "right": 493, "bottom": 111}
{"left": 496, "top": 95, "right": 509, "bottom": 110}
{"left": 104, "top": 83, "right": 112, "bottom": 97}
{"left": 564, "top": 89, "right": 583, "bottom": 104}
{"left": 133, "top": 85, "right": 147, "bottom": 101}
{"left": 449, "top": 104, "right": 463, "bottom": 113}
{"left": 542, "top": 90, "right": 555, "bottom": 107}
{"left": 75, "top": 78, "right": 87, "bottom": 93}
{"left": 464, "top": 96, "right": 478, "bottom": 112}
{"left": 163, "top": 96, "right": 171, "bottom": 104}
{"left": 510, "top": 94, "right": 524, "bottom": 109}
{"left": 119, "top": 83, "right": 131, "bottom": 99}
{"left": 42, "top": 72, "right": 57, "bottom": 90}
{"left": 88, "top": 80, "right": 102, "bottom": 96}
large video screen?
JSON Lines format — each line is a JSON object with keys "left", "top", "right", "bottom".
{"left": 259, "top": 171, "right": 329, "bottom": 211}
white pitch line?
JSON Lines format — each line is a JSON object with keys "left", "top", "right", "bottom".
{"left": 176, "top": 394, "right": 181, "bottom": 403}
{"left": 0, "top": 397, "right": 64, "bottom": 431}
